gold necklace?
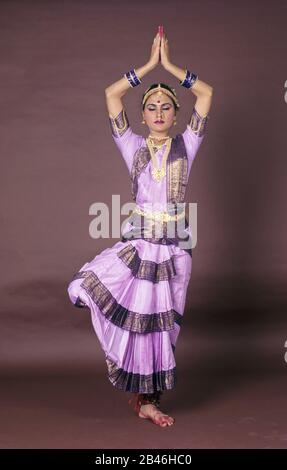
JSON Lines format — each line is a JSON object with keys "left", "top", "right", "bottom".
{"left": 146, "top": 136, "right": 172, "bottom": 183}
{"left": 148, "top": 134, "right": 170, "bottom": 150}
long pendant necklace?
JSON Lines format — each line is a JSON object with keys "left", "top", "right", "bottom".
{"left": 146, "top": 135, "right": 172, "bottom": 183}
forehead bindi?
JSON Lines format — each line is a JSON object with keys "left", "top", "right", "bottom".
{"left": 147, "top": 100, "right": 172, "bottom": 106}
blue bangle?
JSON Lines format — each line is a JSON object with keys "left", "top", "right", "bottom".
{"left": 180, "top": 69, "right": 198, "bottom": 88}
{"left": 124, "top": 69, "right": 142, "bottom": 88}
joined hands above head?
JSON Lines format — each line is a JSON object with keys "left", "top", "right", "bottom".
{"left": 148, "top": 31, "right": 171, "bottom": 72}
{"left": 105, "top": 29, "right": 213, "bottom": 125}
{"left": 145, "top": 29, "right": 213, "bottom": 119}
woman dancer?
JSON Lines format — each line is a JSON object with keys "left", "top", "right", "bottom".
{"left": 67, "top": 30, "right": 213, "bottom": 427}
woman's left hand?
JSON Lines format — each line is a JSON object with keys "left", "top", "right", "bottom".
{"left": 160, "top": 33, "right": 171, "bottom": 69}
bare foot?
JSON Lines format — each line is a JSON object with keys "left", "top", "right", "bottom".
{"left": 139, "top": 403, "right": 175, "bottom": 427}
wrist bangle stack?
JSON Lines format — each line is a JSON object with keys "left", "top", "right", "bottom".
{"left": 124, "top": 69, "right": 142, "bottom": 88}
{"left": 180, "top": 69, "right": 198, "bottom": 88}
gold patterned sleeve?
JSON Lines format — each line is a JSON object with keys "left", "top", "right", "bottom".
{"left": 181, "top": 106, "right": 210, "bottom": 173}
{"left": 188, "top": 106, "right": 209, "bottom": 137}
{"left": 108, "top": 107, "right": 143, "bottom": 174}
{"left": 108, "top": 108, "right": 130, "bottom": 138}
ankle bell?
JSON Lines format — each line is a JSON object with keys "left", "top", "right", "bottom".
{"left": 140, "top": 390, "right": 163, "bottom": 408}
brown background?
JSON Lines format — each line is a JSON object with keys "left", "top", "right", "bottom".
{"left": 0, "top": 0, "right": 287, "bottom": 449}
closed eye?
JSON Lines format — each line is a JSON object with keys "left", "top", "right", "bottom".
{"left": 147, "top": 105, "right": 171, "bottom": 111}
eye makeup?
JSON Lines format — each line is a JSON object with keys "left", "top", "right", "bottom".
{"left": 147, "top": 103, "right": 172, "bottom": 110}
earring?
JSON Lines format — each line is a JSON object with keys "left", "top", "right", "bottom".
{"left": 173, "top": 118, "right": 177, "bottom": 126}
{"left": 141, "top": 119, "right": 146, "bottom": 124}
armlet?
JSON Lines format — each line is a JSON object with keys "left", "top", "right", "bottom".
{"left": 189, "top": 106, "right": 209, "bottom": 137}
{"left": 109, "top": 108, "right": 130, "bottom": 138}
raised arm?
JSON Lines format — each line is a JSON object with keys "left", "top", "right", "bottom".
{"left": 105, "top": 33, "right": 162, "bottom": 119}
{"left": 164, "top": 62, "right": 213, "bottom": 118}
{"left": 105, "top": 62, "right": 153, "bottom": 119}
{"left": 160, "top": 32, "right": 213, "bottom": 120}
{"left": 104, "top": 33, "right": 162, "bottom": 173}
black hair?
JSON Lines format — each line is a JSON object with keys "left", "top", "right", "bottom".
{"left": 141, "top": 83, "right": 179, "bottom": 113}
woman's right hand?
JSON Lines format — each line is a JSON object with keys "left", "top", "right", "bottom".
{"left": 148, "top": 33, "right": 161, "bottom": 69}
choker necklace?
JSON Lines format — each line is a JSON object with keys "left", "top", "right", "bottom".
{"left": 148, "top": 134, "right": 170, "bottom": 142}
{"left": 146, "top": 136, "right": 172, "bottom": 182}
{"left": 147, "top": 134, "right": 170, "bottom": 151}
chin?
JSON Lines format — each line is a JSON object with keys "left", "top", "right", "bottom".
{"left": 151, "top": 125, "right": 169, "bottom": 131}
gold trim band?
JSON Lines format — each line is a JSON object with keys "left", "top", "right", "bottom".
{"left": 132, "top": 206, "right": 185, "bottom": 222}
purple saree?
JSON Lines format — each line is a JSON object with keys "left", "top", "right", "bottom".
{"left": 67, "top": 106, "right": 209, "bottom": 394}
